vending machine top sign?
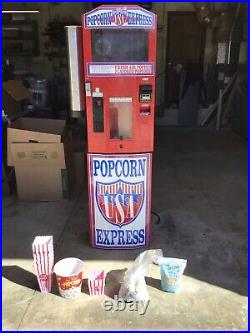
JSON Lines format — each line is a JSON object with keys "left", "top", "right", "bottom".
{"left": 82, "top": 5, "right": 157, "bottom": 154}
{"left": 84, "top": 6, "right": 155, "bottom": 29}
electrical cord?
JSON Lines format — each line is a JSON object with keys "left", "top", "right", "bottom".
{"left": 151, "top": 211, "right": 161, "bottom": 224}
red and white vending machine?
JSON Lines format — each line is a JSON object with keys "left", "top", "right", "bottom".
{"left": 67, "top": 5, "right": 157, "bottom": 249}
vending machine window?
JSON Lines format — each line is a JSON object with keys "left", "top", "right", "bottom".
{"left": 91, "top": 29, "right": 148, "bottom": 62}
{"left": 109, "top": 97, "right": 132, "bottom": 139}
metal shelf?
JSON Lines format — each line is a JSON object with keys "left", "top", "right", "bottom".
{"left": 2, "top": 20, "right": 40, "bottom": 57}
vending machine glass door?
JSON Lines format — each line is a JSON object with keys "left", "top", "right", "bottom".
{"left": 109, "top": 97, "right": 132, "bottom": 140}
{"left": 91, "top": 29, "right": 148, "bottom": 62}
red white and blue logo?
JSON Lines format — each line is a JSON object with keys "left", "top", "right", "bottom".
{"left": 96, "top": 180, "right": 144, "bottom": 228}
{"left": 111, "top": 8, "right": 128, "bottom": 26}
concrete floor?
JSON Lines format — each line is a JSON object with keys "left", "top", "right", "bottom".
{"left": 2, "top": 128, "right": 248, "bottom": 330}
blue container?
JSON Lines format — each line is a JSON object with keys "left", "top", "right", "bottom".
{"left": 160, "top": 258, "right": 187, "bottom": 293}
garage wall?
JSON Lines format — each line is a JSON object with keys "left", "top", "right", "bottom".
{"left": 151, "top": 2, "right": 216, "bottom": 111}
{"left": 3, "top": 2, "right": 216, "bottom": 110}
{"left": 3, "top": 2, "right": 91, "bottom": 78}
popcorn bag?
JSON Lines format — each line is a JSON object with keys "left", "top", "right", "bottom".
{"left": 88, "top": 269, "right": 106, "bottom": 296}
{"left": 160, "top": 258, "right": 187, "bottom": 293}
{"left": 32, "top": 236, "right": 54, "bottom": 293}
{"left": 53, "top": 257, "right": 84, "bottom": 298}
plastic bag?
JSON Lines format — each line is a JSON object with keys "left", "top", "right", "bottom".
{"left": 160, "top": 257, "right": 187, "bottom": 293}
{"left": 118, "top": 249, "right": 163, "bottom": 302}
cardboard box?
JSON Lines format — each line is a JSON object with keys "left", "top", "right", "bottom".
{"left": 3, "top": 80, "right": 31, "bottom": 120}
{"left": 7, "top": 117, "right": 73, "bottom": 201}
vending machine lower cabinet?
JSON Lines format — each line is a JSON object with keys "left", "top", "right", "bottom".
{"left": 87, "top": 153, "right": 152, "bottom": 249}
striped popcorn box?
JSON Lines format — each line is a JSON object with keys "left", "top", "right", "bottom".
{"left": 88, "top": 269, "right": 106, "bottom": 296}
{"left": 32, "top": 236, "right": 54, "bottom": 293}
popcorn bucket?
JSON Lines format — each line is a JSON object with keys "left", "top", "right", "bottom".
{"left": 54, "top": 257, "right": 84, "bottom": 298}
{"left": 88, "top": 269, "right": 106, "bottom": 296}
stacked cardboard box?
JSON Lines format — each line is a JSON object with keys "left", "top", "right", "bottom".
{"left": 7, "top": 117, "right": 74, "bottom": 201}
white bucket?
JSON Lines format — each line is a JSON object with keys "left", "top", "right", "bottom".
{"left": 54, "top": 257, "right": 84, "bottom": 298}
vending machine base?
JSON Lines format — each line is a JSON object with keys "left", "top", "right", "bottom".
{"left": 87, "top": 153, "right": 152, "bottom": 249}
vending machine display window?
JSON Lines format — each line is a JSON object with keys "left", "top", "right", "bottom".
{"left": 109, "top": 97, "right": 132, "bottom": 139}
{"left": 91, "top": 29, "right": 148, "bottom": 62}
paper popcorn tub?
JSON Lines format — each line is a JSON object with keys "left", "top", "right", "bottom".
{"left": 54, "top": 257, "right": 84, "bottom": 298}
{"left": 32, "top": 236, "right": 54, "bottom": 293}
{"left": 88, "top": 269, "right": 106, "bottom": 296}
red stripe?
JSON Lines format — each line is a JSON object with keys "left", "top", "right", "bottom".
{"left": 33, "top": 244, "right": 39, "bottom": 291}
{"left": 38, "top": 244, "right": 44, "bottom": 291}
{"left": 44, "top": 243, "right": 47, "bottom": 292}
{"left": 36, "top": 244, "right": 42, "bottom": 291}
{"left": 45, "top": 243, "right": 48, "bottom": 292}
{"left": 42, "top": 244, "right": 46, "bottom": 292}
{"left": 42, "top": 244, "right": 46, "bottom": 291}
{"left": 37, "top": 244, "right": 42, "bottom": 291}
{"left": 33, "top": 244, "right": 40, "bottom": 290}
{"left": 46, "top": 243, "right": 49, "bottom": 292}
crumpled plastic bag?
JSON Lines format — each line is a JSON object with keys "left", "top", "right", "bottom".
{"left": 118, "top": 249, "right": 163, "bottom": 302}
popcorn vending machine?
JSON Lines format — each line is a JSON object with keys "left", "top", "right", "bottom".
{"left": 67, "top": 5, "right": 157, "bottom": 249}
